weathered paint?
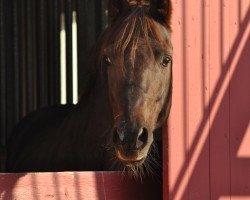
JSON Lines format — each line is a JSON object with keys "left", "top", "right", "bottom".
{"left": 167, "top": 0, "right": 250, "bottom": 200}
{"left": 0, "top": 172, "right": 161, "bottom": 200}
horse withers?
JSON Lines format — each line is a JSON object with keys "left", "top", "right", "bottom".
{"left": 6, "top": 0, "right": 173, "bottom": 175}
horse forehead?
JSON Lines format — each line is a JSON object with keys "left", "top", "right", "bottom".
{"left": 125, "top": 47, "right": 153, "bottom": 62}
{"left": 124, "top": 40, "right": 161, "bottom": 59}
{"left": 123, "top": 34, "right": 171, "bottom": 60}
{"left": 124, "top": 56, "right": 155, "bottom": 81}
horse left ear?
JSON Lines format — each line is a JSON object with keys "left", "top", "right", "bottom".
{"left": 108, "top": 0, "right": 129, "bottom": 22}
{"left": 149, "top": 0, "right": 172, "bottom": 27}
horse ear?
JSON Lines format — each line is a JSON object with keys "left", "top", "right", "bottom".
{"left": 149, "top": 0, "right": 172, "bottom": 27}
{"left": 108, "top": 0, "right": 129, "bottom": 22}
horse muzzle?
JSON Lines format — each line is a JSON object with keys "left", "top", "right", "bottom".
{"left": 112, "top": 124, "right": 152, "bottom": 165}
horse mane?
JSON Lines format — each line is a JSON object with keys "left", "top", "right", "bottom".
{"left": 97, "top": 6, "right": 171, "bottom": 73}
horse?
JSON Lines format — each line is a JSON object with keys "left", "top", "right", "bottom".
{"left": 6, "top": 0, "right": 173, "bottom": 175}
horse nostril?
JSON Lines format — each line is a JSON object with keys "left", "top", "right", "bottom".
{"left": 113, "top": 127, "right": 124, "bottom": 145}
{"left": 136, "top": 128, "right": 148, "bottom": 149}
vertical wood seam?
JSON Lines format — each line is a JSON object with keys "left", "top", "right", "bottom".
{"left": 208, "top": 0, "right": 211, "bottom": 199}
{"left": 228, "top": 1, "right": 232, "bottom": 199}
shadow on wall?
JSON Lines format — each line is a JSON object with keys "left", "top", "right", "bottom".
{"left": 169, "top": 2, "right": 250, "bottom": 200}
{"left": 0, "top": 172, "right": 162, "bottom": 200}
{"left": 0, "top": 174, "right": 25, "bottom": 200}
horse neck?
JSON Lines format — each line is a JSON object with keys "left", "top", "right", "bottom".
{"left": 80, "top": 74, "right": 112, "bottom": 128}
{"left": 65, "top": 71, "right": 113, "bottom": 146}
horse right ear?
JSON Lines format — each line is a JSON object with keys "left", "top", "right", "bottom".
{"left": 149, "top": 0, "right": 172, "bottom": 28}
{"left": 108, "top": 0, "right": 129, "bottom": 22}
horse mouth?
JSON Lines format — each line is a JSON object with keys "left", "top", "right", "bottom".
{"left": 116, "top": 150, "right": 145, "bottom": 166}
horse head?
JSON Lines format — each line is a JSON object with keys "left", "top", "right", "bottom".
{"left": 98, "top": 0, "right": 173, "bottom": 170}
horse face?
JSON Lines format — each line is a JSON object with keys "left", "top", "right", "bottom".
{"left": 103, "top": 0, "right": 172, "bottom": 168}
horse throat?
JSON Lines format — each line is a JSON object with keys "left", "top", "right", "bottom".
{"left": 64, "top": 73, "right": 113, "bottom": 168}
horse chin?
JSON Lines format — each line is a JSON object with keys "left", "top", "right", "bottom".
{"left": 115, "top": 149, "right": 146, "bottom": 167}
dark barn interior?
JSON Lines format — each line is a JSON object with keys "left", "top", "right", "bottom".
{"left": 0, "top": 1, "right": 163, "bottom": 199}
{"left": 0, "top": 0, "right": 108, "bottom": 171}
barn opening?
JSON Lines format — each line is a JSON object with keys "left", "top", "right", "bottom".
{"left": 0, "top": 0, "right": 164, "bottom": 199}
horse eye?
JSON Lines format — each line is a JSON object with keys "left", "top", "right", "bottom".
{"left": 104, "top": 55, "right": 112, "bottom": 66}
{"left": 161, "top": 56, "right": 172, "bottom": 67}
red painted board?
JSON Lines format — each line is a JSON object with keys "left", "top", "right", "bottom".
{"left": 168, "top": 0, "right": 210, "bottom": 199}
{"left": 168, "top": 0, "right": 250, "bottom": 200}
{"left": 209, "top": 0, "right": 231, "bottom": 199}
{"left": 0, "top": 172, "right": 162, "bottom": 200}
{"left": 229, "top": 1, "right": 250, "bottom": 200}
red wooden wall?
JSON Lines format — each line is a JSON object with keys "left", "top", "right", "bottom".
{"left": 0, "top": 172, "right": 161, "bottom": 200}
{"left": 167, "top": 0, "right": 250, "bottom": 199}
{"left": 1, "top": 1, "right": 249, "bottom": 200}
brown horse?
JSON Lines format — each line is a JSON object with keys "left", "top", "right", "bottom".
{"left": 6, "top": 0, "right": 173, "bottom": 174}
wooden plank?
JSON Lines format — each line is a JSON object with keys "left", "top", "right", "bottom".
{"left": 168, "top": 0, "right": 210, "bottom": 199}
{"left": 47, "top": 0, "right": 60, "bottom": 106}
{"left": 53, "top": 0, "right": 61, "bottom": 105}
{"left": 48, "top": 0, "right": 55, "bottom": 106}
{"left": 48, "top": 0, "right": 61, "bottom": 105}
{"left": 26, "top": 0, "right": 37, "bottom": 113}
{"left": 220, "top": 197, "right": 250, "bottom": 200}
{"left": 229, "top": 1, "right": 250, "bottom": 199}
{"left": 168, "top": 0, "right": 250, "bottom": 199}
{"left": 19, "top": 0, "right": 28, "bottom": 118}
{"left": 65, "top": 0, "right": 73, "bottom": 104}
{"left": 168, "top": 1, "right": 188, "bottom": 198}
{"left": 0, "top": 172, "right": 161, "bottom": 200}
{"left": 183, "top": 1, "right": 210, "bottom": 199}
{"left": 37, "top": 0, "right": 49, "bottom": 108}
{"left": 209, "top": 0, "right": 231, "bottom": 199}
{"left": 13, "top": 0, "right": 21, "bottom": 125}
{"left": 0, "top": 0, "right": 6, "bottom": 147}
{"left": 94, "top": 0, "right": 106, "bottom": 39}
{"left": 76, "top": 0, "right": 96, "bottom": 95}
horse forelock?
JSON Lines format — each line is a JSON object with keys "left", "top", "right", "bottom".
{"left": 97, "top": 6, "right": 171, "bottom": 75}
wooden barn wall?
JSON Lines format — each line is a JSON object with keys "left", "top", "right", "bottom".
{"left": 0, "top": 0, "right": 61, "bottom": 141}
{"left": 168, "top": 0, "right": 250, "bottom": 199}
{"left": 1, "top": 0, "right": 249, "bottom": 199}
